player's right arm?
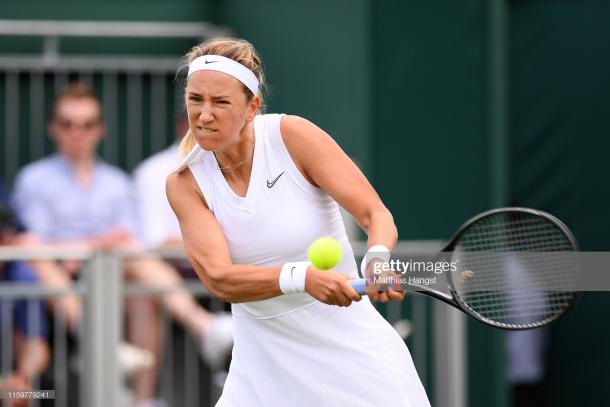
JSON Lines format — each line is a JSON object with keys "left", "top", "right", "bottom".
{"left": 166, "top": 168, "right": 359, "bottom": 306}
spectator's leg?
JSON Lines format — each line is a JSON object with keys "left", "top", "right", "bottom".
{"left": 124, "top": 256, "right": 233, "bottom": 370}
{"left": 29, "top": 260, "right": 82, "bottom": 333}
{"left": 125, "top": 295, "right": 161, "bottom": 403}
{"left": 123, "top": 256, "right": 210, "bottom": 341}
{"left": 13, "top": 333, "right": 50, "bottom": 381}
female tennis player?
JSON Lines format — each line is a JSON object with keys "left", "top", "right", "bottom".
{"left": 167, "top": 38, "right": 430, "bottom": 406}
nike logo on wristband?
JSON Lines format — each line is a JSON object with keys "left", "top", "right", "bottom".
{"left": 267, "top": 172, "right": 284, "bottom": 188}
{"left": 204, "top": 60, "right": 219, "bottom": 64}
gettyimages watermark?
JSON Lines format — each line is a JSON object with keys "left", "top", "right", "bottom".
{"left": 371, "top": 259, "right": 459, "bottom": 288}
{"left": 363, "top": 251, "right": 610, "bottom": 292}
{"left": 372, "top": 259, "right": 459, "bottom": 274}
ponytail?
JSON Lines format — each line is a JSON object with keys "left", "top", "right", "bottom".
{"left": 179, "top": 128, "right": 197, "bottom": 156}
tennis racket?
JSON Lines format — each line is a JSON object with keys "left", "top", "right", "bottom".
{"left": 350, "top": 207, "right": 580, "bottom": 330}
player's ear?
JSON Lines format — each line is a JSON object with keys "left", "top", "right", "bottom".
{"left": 246, "top": 95, "right": 260, "bottom": 122}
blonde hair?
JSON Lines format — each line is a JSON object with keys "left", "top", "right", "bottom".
{"left": 179, "top": 38, "right": 267, "bottom": 155}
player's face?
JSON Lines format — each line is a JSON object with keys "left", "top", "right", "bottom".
{"left": 185, "top": 70, "right": 259, "bottom": 151}
{"left": 50, "top": 97, "right": 104, "bottom": 161}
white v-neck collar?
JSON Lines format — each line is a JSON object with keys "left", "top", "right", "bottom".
{"left": 211, "top": 122, "right": 261, "bottom": 212}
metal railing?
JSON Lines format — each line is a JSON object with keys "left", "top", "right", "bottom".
{"left": 0, "top": 241, "right": 467, "bottom": 407}
{"left": 0, "top": 20, "right": 229, "bottom": 38}
{"left": 0, "top": 247, "right": 224, "bottom": 407}
{"left": 0, "top": 19, "right": 231, "bottom": 69}
{"left": 0, "top": 19, "right": 231, "bottom": 183}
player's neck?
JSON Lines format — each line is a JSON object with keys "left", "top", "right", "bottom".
{"left": 213, "top": 125, "right": 255, "bottom": 173}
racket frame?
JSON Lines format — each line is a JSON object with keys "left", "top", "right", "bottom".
{"left": 357, "top": 207, "right": 581, "bottom": 330}
{"left": 444, "top": 207, "right": 580, "bottom": 329}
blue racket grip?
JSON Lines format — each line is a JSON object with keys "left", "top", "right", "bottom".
{"left": 349, "top": 279, "right": 367, "bottom": 294}
{"left": 349, "top": 278, "right": 405, "bottom": 294}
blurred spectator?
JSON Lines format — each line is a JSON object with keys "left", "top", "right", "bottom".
{"left": 508, "top": 328, "right": 548, "bottom": 407}
{"left": 133, "top": 116, "right": 188, "bottom": 252}
{"left": 0, "top": 184, "right": 50, "bottom": 407}
{"left": 10, "top": 84, "right": 232, "bottom": 406}
{"left": 505, "top": 229, "right": 549, "bottom": 407}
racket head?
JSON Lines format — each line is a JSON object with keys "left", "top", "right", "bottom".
{"left": 444, "top": 207, "right": 580, "bottom": 330}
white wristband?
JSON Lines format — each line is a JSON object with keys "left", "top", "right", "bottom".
{"left": 360, "top": 245, "right": 391, "bottom": 278}
{"left": 279, "top": 262, "right": 310, "bottom": 294}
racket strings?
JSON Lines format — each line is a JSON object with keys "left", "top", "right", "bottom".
{"left": 456, "top": 218, "right": 572, "bottom": 251}
{"left": 462, "top": 292, "right": 572, "bottom": 314}
{"left": 455, "top": 254, "right": 575, "bottom": 290}
{"left": 451, "top": 212, "right": 577, "bottom": 329}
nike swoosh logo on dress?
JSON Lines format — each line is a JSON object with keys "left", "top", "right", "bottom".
{"left": 267, "top": 172, "right": 284, "bottom": 188}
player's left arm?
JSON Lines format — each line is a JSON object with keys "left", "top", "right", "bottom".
{"left": 280, "top": 115, "right": 397, "bottom": 250}
{"left": 281, "top": 116, "right": 403, "bottom": 302}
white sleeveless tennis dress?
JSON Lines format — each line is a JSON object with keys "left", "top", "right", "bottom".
{"left": 187, "top": 114, "right": 430, "bottom": 407}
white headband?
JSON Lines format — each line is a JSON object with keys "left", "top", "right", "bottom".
{"left": 188, "top": 55, "right": 259, "bottom": 96}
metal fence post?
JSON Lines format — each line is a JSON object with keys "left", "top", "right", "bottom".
{"left": 83, "top": 252, "right": 123, "bottom": 407}
{"left": 434, "top": 303, "right": 467, "bottom": 407}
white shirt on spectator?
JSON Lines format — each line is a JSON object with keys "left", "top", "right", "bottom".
{"left": 133, "top": 143, "right": 182, "bottom": 249}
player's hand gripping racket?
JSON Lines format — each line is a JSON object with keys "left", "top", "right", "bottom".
{"left": 350, "top": 208, "right": 580, "bottom": 330}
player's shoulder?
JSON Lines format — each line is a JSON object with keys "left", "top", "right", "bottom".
{"left": 280, "top": 114, "right": 327, "bottom": 139}
{"left": 166, "top": 166, "right": 195, "bottom": 192}
{"left": 279, "top": 114, "right": 333, "bottom": 153}
{"left": 166, "top": 167, "right": 202, "bottom": 205}
{"left": 279, "top": 114, "right": 311, "bottom": 129}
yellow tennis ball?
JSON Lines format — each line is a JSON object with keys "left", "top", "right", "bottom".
{"left": 308, "top": 237, "right": 342, "bottom": 270}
